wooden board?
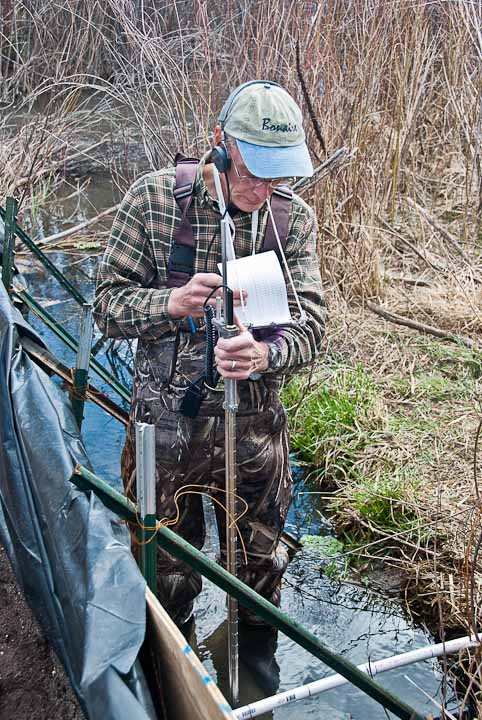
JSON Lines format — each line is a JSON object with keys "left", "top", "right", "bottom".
{"left": 146, "top": 588, "right": 232, "bottom": 720}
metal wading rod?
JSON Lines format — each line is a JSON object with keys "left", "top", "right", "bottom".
{"left": 70, "top": 464, "right": 426, "bottom": 720}
{"left": 72, "top": 303, "right": 94, "bottom": 429}
{"left": 135, "top": 423, "right": 157, "bottom": 593}
{"left": 1, "top": 197, "right": 18, "bottom": 292}
{"left": 234, "top": 634, "right": 481, "bottom": 719}
{"left": 225, "top": 408, "right": 239, "bottom": 706}
{"left": 220, "top": 216, "right": 240, "bottom": 707}
{"left": 0, "top": 202, "right": 87, "bottom": 306}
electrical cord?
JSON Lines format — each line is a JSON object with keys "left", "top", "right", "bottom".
{"left": 203, "top": 282, "right": 230, "bottom": 390}
{"left": 204, "top": 226, "right": 219, "bottom": 273}
{"left": 204, "top": 305, "right": 220, "bottom": 389}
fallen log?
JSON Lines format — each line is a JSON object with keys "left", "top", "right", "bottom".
{"left": 367, "top": 301, "right": 480, "bottom": 351}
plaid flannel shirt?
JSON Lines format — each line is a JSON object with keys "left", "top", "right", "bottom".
{"left": 93, "top": 154, "right": 326, "bottom": 373}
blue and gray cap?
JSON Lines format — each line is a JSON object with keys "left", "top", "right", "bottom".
{"left": 219, "top": 81, "right": 314, "bottom": 179}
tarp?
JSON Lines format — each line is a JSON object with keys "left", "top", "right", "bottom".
{"left": 0, "top": 280, "right": 157, "bottom": 720}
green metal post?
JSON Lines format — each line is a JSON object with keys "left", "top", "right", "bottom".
{"left": 13, "top": 289, "right": 131, "bottom": 403}
{"left": 0, "top": 204, "right": 86, "bottom": 305}
{"left": 1, "top": 197, "right": 17, "bottom": 291}
{"left": 135, "top": 423, "right": 157, "bottom": 593}
{"left": 72, "top": 304, "right": 94, "bottom": 429}
{"left": 70, "top": 464, "right": 426, "bottom": 720}
{"left": 1, "top": 208, "right": 130, "bottom": 405}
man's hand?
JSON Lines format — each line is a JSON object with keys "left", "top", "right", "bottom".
{"left": 215, "top": 319, "right": 269, "bottom": 380}
{"left": 168, "top": 273, "right": 246, "bottom": 319}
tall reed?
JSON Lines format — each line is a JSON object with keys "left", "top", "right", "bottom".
{"left": 1, "top": 0, "right": 480, "bottom": 294}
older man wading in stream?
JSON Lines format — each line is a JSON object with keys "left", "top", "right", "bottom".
{"left": 93, "top": 81, "right": 326, "bottom": 642}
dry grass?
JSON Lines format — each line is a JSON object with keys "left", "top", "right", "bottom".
{"left": 286, "top": 289, "right": 482, "bottom": 711}
{"left": 1, "top": 1, "right": 480, "bottom": 273}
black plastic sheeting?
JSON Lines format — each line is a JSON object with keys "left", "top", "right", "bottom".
{"left": 0, "top": 281, "right": 157, "bottom": 720}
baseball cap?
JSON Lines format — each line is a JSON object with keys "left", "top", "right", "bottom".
{"left": 220, "top": 81, "right": 314, "bottom": 179}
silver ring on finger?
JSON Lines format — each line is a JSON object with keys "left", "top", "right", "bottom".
{"left": 231, "top": 359, "right": 237, "bottom": 370}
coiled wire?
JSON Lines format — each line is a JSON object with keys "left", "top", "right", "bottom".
{"left": 204, "top": 303, "right": 220, "bottom": 389}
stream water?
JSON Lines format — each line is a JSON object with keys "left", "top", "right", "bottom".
{"left": 14, "top": 173, "right": 458, "bottom": 719}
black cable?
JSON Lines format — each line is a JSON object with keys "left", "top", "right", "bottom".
{"left": 204, "top": 225, "right": 219, "bottom": 273}
{"left": 223, "top": 170, "right": 231, "bottom": 217}
{"left": 203, "top": 282, "right": 228, "bottom": 308}
{"left": 203, "top": 283, "right": 229, "bottom": 390}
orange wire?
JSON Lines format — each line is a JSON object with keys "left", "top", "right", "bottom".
{"left": 135, "top": 483, "right": 249, "bottom": 564}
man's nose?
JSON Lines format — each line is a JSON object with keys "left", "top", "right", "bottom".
{"left": 253, "top": 182, "right": 271, "bottom": 201}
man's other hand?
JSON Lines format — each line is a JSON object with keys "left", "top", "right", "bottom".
{"left": 215, "top": 319, "right": 269, "bottom": 380}
{"left": 168, "top": 273, "right": 246, "bottom": 319}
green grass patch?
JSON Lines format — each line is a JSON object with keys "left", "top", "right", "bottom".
{"left": 282, "top": 363, "right": 380, "bottom": 483}
{"left": 350, "top": 471, "right": 419, "bottom": 532}
{"left": 284, "top": 342, "right": 476, "bottom": 550}
{"left": 405, "top": 337, "right": 482, "bottom": 380}
{"left": 327, "top": 467, "right": 429, "bottom": 550}
{"left": 389, "top": 371, "right": 470, "bottom": 401}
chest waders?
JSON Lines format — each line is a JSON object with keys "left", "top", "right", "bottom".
{"left": 168, "top": 154, "right": 292, "bottom": 705}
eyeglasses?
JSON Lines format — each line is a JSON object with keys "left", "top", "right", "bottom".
{"left": 230, "top": 154, "right": 292, "bottom": 190}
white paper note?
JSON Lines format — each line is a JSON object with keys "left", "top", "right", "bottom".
{"left": 219, "top": 251, "right": 292, "bottom": 328}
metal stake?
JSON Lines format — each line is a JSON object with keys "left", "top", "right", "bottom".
{"left": 72, "top": 303, "right": 94, "bottom": 429}
{"left": 135, "top": 422, "right": 157, "bottom": 593}
{"left": 1, "top": 197, "right": 17, "bottom": 292}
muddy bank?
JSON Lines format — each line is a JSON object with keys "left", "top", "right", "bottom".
{"left": 0, "top": 544, "right": 83, "bottom": 720}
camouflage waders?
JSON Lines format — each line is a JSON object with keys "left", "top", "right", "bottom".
{"left": 121, "top": 329, "right": 292, "bottom": 626}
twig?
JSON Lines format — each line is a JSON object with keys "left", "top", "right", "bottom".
{"left": 38, "top": 204, "right": 120, "bottom": 244}
{"left": 378, "top": 217, "right": 449, "bottom": 275}
{"left": 474, "top": 416, "right": 482, "bottom": 503}
{"left": 345, "top": 508, "right": 436, "bottom": 557}
{"left": 367, "top": 301, "right": 480, "bottom": 351}
{"left": 404, "top": 675, "right": 458, "bottom": 720}
{"left": 384, "top": 272, "right": 432, "bottom": 287}
{"left": 296, "top": 39, "right": 326, "bottom": 158}
{"left": 292, "top": 148, "right": 349, "bottom": 195}
{"left": 404, "top": 196, "right": 473, "bottom": 264}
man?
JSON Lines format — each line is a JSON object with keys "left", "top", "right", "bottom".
{"left": 93, "top": 80, "right": 326, "bottom": 628}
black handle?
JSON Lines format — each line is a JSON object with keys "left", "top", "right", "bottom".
{"left": 225, "top": 287, "right": 234, "bottom": 325}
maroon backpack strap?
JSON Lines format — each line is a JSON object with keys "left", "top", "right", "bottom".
{"left": 262, "top": 185, "right": 293, "bottom": 258}
{"left": 167, "top": 154, "right": 200, "bottom": 288}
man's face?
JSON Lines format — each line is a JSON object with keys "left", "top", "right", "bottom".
{"left": 225, "top": 140, "right": 279, "bottom": 213}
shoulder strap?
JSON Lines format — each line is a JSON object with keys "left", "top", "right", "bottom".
{"left": 262, "top": 185, "right": 293, "bottom": 258}
{"left": 167, "top": 153, "right": 199, "bottom": 288}
{"left": 168, "top": 160, "right": 293, "bottom": 289}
